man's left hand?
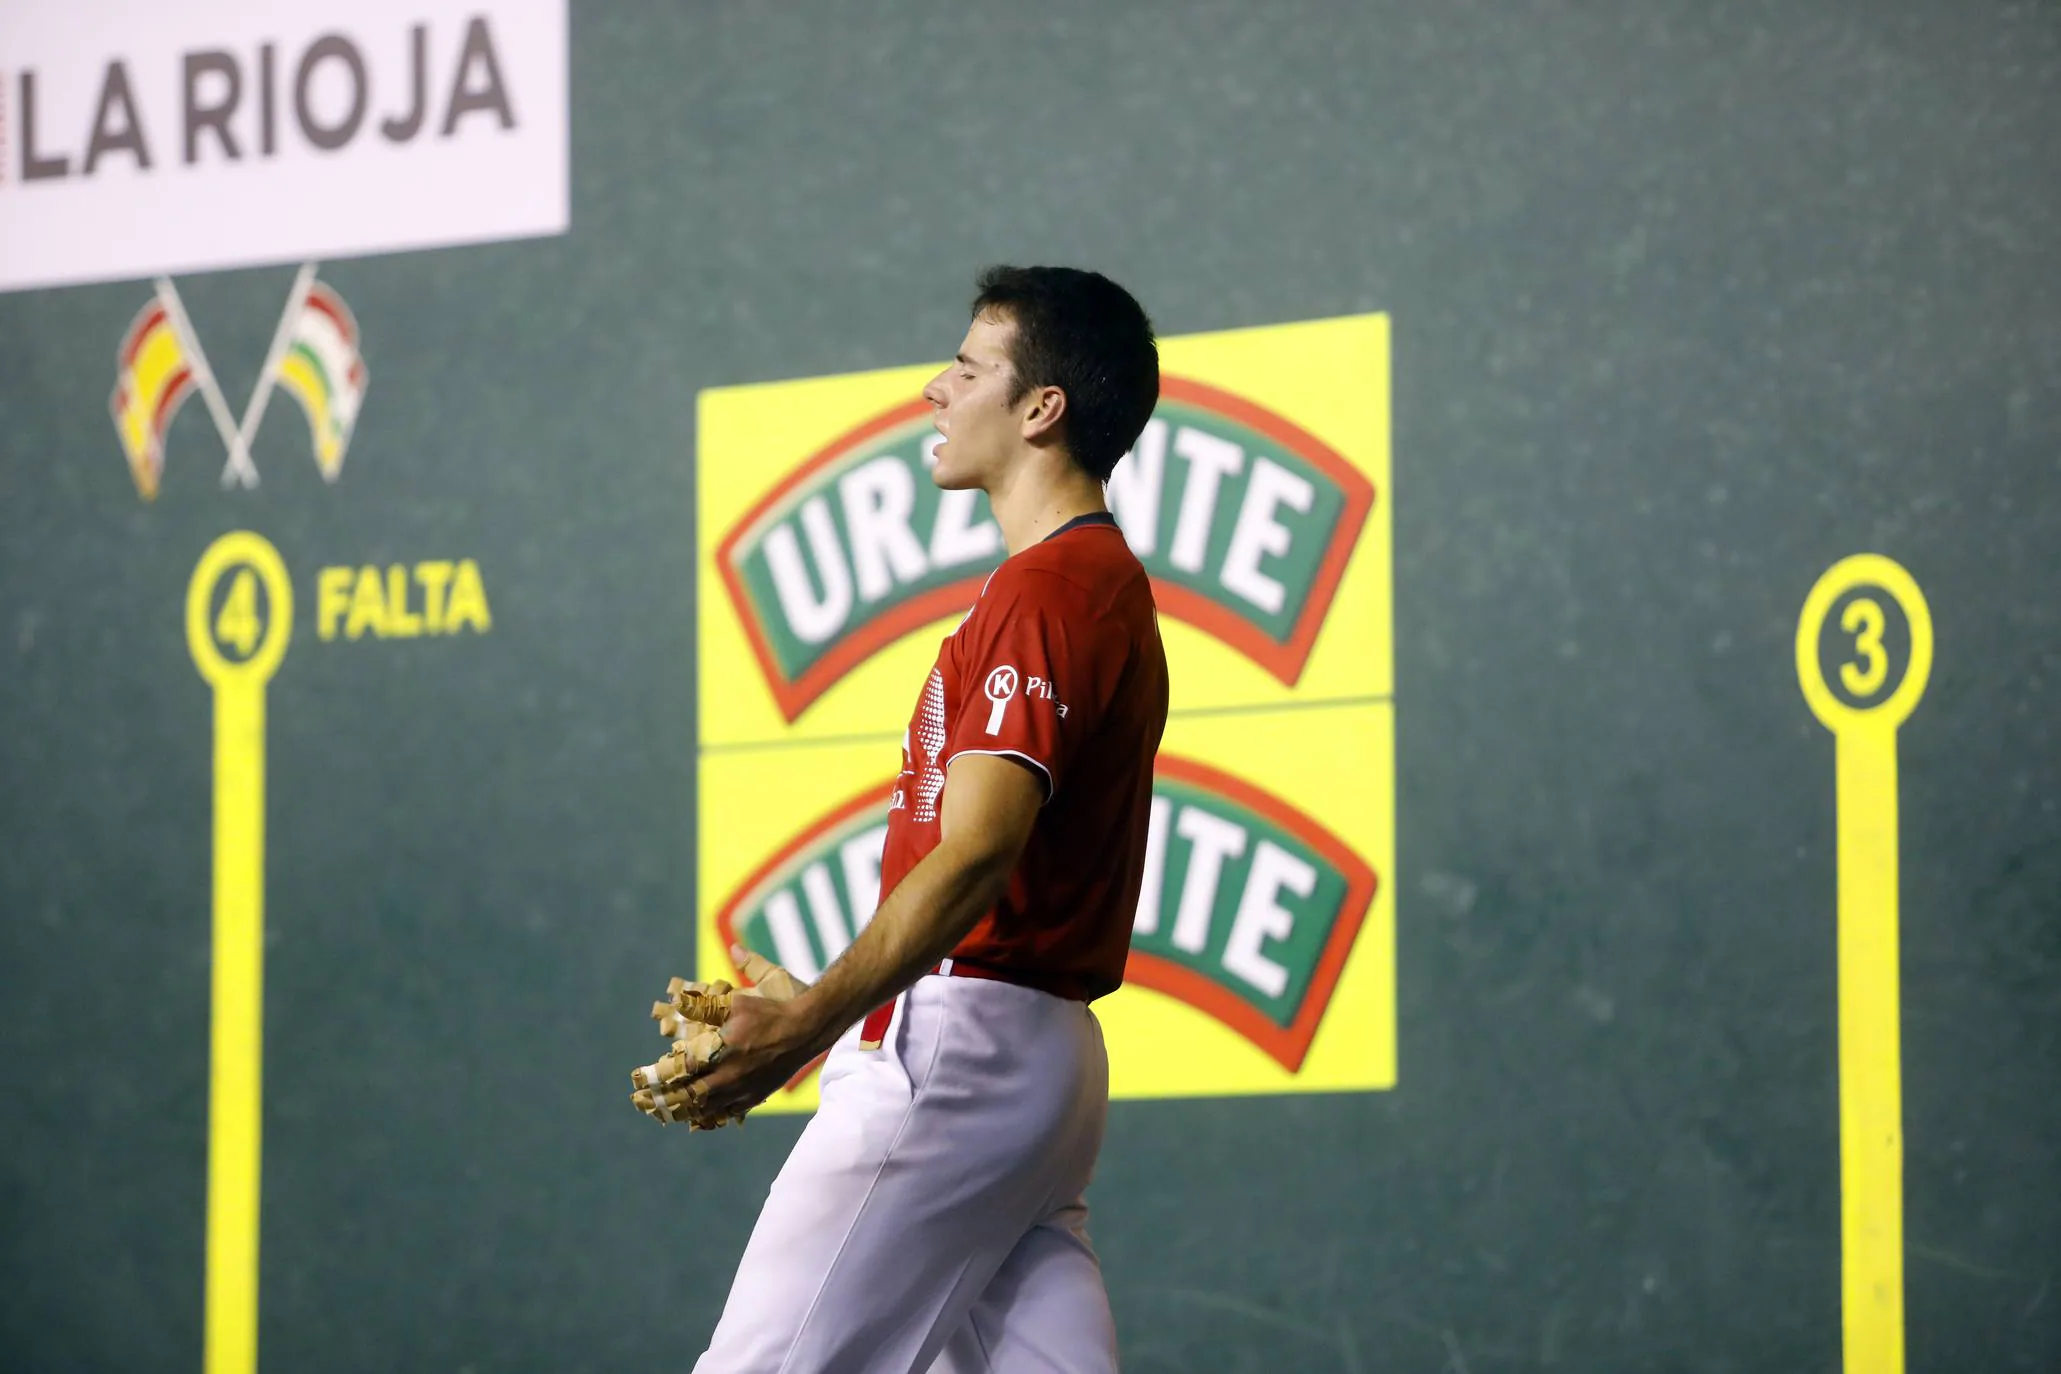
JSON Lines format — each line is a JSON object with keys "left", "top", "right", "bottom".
{"left": 630, "top": 947, "right": 824, "bottom": 1128}
{"left": 690, "top": 989, "right": 826, "bottom": 1121}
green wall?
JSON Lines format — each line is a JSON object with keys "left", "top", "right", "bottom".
{"left": 3, "top": 2, "right": 2057, "bottom": 1370}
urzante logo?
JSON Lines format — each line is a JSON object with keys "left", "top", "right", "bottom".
{"left": 0, "top": 1, "right": 567, "bottom": 294}
{"left": 717, "top": 757, "right": 1376, "bottom": 1072}
{"left": 718, "top": 377, "right": 1375, "bottom": 721}
{"left": 1127, "top": 757, "right": 1375, "bottom": 1071}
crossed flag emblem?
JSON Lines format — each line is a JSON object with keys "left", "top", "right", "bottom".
{"left": 110, "top": 262, "right": 369, "bottom": 501}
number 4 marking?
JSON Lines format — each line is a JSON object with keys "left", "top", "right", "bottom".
{"left": 187, "top": 532, "right": 294, "bottom": 1374}
{"left": 216, "top": 570, "right": 262, "bottom": 657}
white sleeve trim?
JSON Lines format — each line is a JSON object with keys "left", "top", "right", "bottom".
{"left": 945, "top": 747, "right": 1055, "bottom": 804}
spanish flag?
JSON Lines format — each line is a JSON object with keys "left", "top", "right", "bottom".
{"left": 108, "top": 302, "right": 197, "bottom": 501}
{"left": 275, "top": 280, "right": 368, "bottom": 481}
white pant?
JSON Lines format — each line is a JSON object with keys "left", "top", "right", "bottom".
{"left": 694, "top": 975, "right": 1116, "bottom": 1374}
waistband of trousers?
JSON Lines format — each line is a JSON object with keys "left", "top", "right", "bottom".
{"left": 856, "top": 956, "right": 1093, "bottom": 1048}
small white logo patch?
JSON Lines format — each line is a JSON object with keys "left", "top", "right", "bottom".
{"left": 983, "top": 665, "right": 1019, "bottom": 735}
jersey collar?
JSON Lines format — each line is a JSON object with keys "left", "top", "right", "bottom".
{"left": 1042, "top": 511, "right": 1120, "bottom": 542}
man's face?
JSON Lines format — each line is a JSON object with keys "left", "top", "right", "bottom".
{"left": 921, "top": 312, "right": 1024, "bottom": 491}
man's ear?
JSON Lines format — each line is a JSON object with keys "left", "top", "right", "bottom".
{"left": 1019, "top": 385, "right": 1068, "bottom": 444}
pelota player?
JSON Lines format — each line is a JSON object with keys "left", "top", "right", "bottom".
{"left": 636, "top": 266, "right": 1168, "bottom": 1371}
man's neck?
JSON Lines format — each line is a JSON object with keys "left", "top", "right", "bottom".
{"left": 985, "top": 457, "right": 1108, "bottom": 556}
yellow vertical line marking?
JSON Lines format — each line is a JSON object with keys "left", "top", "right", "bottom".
{"left": 1796, "top": 553, "right": 1933, "bottom": 1374}
{"left": 1836, "top": 721, "right": 1903, "bottom": 1374}
{"left": 187, "top": 532, "right": 293, "bottom": 1374}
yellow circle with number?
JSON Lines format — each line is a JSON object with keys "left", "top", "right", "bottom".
{"left": 188, "top": 531, "right": 293, "bottom": 687}
{"left": 1796, "top": 553, "right": 1932, "bottom": 733}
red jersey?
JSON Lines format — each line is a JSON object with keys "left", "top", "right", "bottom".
{"left": 878, "top": 512, "right": 1169, "bottom": 1001}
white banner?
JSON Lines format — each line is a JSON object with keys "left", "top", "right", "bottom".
{"left": 0, "top": 0, "right": 567, "bottom": 294}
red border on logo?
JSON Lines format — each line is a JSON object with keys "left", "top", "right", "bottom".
{"left": 712, "top": 781, "right": 898, "bottom": 963}
{"left": 713, "top": 377, "right": 1376, "bottom": 723}
{"left": 1146, "top": 378, "right": 1375, "bottom": 693}
{"left": 709, "top": 755, "right": 1377, "bottom": 1084}
{"left": 1124, "top": 755, "right": 1378, "bottom": 1073}
{"left": 710, "top": 781, "right": 898, "bottom": 1094}
{"left": 714, "top": 399, "right": 940, "bottom": 723}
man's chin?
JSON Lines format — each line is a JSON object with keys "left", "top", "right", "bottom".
{"left": 928, "top": 463, "right": 979, "bottom": 492}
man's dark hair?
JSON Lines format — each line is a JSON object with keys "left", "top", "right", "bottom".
{"left": 971, "top": 265, "right": 1159, "bottom": 483}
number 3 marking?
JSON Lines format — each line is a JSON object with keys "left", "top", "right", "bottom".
{"left": 1796, "top": 555, "right": 1934, "bottom": 1374}
{"left": 1841, "top": 597, "right": 1887, "bottom": 697}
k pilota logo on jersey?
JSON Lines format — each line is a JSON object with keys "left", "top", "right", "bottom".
{"left": 715, "top": 377, "right": 1375, "bottom": 722}
{"left": 981, "top": 665, "right": 1019, "bottom": 733}
{"left": 714, "top": 756, "right": 1376, "bottom": 1074}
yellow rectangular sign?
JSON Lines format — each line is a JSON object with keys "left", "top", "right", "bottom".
{"left": 696, "top": 313, "right": 1394, "bottom": 1108}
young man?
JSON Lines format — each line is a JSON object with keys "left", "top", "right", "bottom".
{"left": 685, "top": 266, "right": 1167, "bottom": 1372}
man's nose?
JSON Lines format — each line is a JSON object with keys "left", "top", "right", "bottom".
{"left": 921, "top": 372, "right": 947, "bottom": 407}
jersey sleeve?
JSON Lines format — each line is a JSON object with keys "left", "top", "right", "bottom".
{"left": 943, "top": 569, "right": 1106, "bottom": 801}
